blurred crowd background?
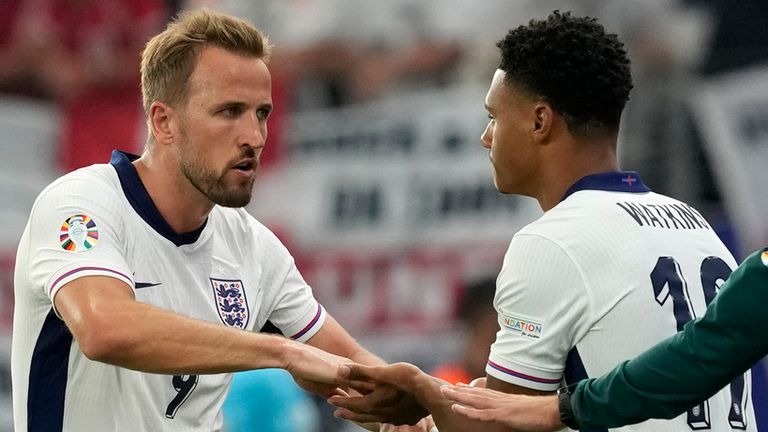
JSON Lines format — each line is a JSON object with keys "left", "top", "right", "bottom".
{"left": 1, "top": 0, "right": 767, "bottom": 430}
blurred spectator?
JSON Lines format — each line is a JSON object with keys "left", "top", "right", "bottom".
{"left": 684, "top": 0, "right": 768, "bottom": 76}
{"left": 0, "top": 0, "right": 168, "bottom": 171}
{"left": 222, "top": 369, "right": 320, "bottom": 432}
{"left": 431, "top": 277, "right": 497, "bottom": 385}
{"left": 187, "top": 0, "right": 462, "bottom": 170}
{"left": 0, "top": 0, "right": 50, "bottom": 98}
{"left": 204, "top": 0, "right": 462, "bottom": 107}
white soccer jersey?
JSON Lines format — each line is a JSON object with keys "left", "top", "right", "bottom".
{"left": 486, "top": 172, "right": 756, "bottom": 432}
{"left": 12, "top": 151, "right": 327, "bottom": 432}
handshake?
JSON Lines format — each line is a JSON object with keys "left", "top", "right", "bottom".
{"left": 289, "top": 345, "right": 562, "bottom": 432}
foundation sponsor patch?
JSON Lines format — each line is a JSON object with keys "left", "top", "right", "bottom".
{"left": 499, "top": 311, "right": 543, "bottom": 339}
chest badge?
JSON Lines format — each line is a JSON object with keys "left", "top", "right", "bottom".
{"left": 210, "top": 278, "right": 250, "bottom": 329}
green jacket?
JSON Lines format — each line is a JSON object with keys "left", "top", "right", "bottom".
{"left": 572, "top": 247, "right": 768, "bottom": 429}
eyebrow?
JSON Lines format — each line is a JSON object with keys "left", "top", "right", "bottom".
{"left": 211, "top": 101, "right": 273, "bottom": 112}
{"left": 212, "top": 101, "right": 245, "bottom": 111}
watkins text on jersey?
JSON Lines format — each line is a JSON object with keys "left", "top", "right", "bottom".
{"left": 616, "top": 201, "right": 711, "bottom": 230}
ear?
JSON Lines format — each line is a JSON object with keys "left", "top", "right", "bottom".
{"left": 531, "top": 103, "right": 554, "bottom": 142}
{"left": 148, "top": 101, "right": 177, "bottom": 146}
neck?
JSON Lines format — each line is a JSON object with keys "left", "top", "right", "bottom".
{"left": 536, "top": 136, "right": 619, "bottom": 211}
{"left": 133, "top": 151, "right": 214, "bottom": 234}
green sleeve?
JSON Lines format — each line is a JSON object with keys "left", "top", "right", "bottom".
{"left": 571, "top": 248, "right": 768, "bottom": 429}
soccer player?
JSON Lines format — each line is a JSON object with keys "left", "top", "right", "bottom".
{"left": 440, "top": 246, "right": 768, "bottom": 431}
{"left": 11, "top": 9, "right": 425, "bottom": 432}
{"left": 330, "top": 11, "right": 757, "bottom": 432}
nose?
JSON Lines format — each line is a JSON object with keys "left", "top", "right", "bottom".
{"left": 242, "top": 112, "right": 267, "bottom": 151}
{"left": 480, "top": 121, "right": 493, "bottom": 149}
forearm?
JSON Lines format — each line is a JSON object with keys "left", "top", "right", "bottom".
{"left": 573, "top": 325, "right": 762, "bottom": 429}
{"left": 349, "top": 347, "right": 386, "bottom": 367}
{"left": 58, "top": 276, "right": 347, "bottom": 382}
{"left": 70, "top": 298, "right": 289, "bottom": 374}
{"left": 572, "top": 338, "right": 727, "bottom": 428}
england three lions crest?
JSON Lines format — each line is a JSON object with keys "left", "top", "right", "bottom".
{"left": 210, "top": 278, "right": 250, "bottom": 329}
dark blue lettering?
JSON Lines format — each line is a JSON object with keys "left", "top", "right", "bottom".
{"left": 616, "top": 202, "right": 648, "bottom": 226}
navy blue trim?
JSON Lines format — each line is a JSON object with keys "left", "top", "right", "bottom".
{"left": 564, "top": 347, "right": 588, "bottom": 387}
{"left": 565, "top": 348, "right": 608, "bottom": 432}
{"left": 28, "top": 309, "right": 72, "bottom": 432}
{"left": 259, "top": 320, "right": 283, "bottom": 335}
{"left": 110, "top": 150, "right": 206, "bottom": 246}
{"left": 561, "top": 171, "right": 650, "bottom": 202}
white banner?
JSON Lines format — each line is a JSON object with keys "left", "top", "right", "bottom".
{"left": 690, "top": 64, "right": 768, "bottom": 257}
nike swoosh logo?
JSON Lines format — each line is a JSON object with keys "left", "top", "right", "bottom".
{"left": 135, "top": 282, "right": 162, "bottom": 289}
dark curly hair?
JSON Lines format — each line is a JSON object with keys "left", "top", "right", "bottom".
{"left": 497, "top": 10, "right": 633, "bottom": 135}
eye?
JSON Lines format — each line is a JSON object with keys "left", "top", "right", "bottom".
{"left": 220, "top": 106, "right": 243, "bottom": 118}
{"left": 256, "top": 107, "right": 271, "bottom": 120}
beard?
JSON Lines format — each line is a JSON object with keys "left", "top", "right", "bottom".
{"left": 178, "top": 148, "right": 257, "bottom": 208}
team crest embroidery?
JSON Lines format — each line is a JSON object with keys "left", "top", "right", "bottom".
{"left": 211, "top": 278, "right": 250, "bottom": 329}
{"left": 60, "top": 214, "right": 99, "bottom": 252}
{"left": 761, "top": 251, "right": 768, "bottom": 267}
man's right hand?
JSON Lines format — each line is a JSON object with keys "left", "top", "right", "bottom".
{"left": 280, "top": 339, "right": 351, "bottom": 397}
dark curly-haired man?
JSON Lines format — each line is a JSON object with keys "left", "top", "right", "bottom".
{"left": 330, "top": 11, "right": 756, "bottom": 432}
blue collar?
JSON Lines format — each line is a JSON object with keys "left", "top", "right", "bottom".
{"left": 560, "top": 171, "right": 650, "bottom": 202}
{"left": 110, "top": 150, "right": 206, "bottom": 246}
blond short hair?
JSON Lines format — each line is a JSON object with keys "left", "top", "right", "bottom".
{"left": 140, "top": 9, "right": 271, "bottom": 114}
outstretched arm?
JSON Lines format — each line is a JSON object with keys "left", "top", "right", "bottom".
{"left": 56, "top": 276, "right": 348, "bottom": 392}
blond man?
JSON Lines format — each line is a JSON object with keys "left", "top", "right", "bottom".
{"left": 12, "top": 9, "right": 425, "bottom": 432}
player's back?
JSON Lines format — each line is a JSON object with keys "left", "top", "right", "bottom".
{"left": 539, "top": 189, "right": 754, "bottom": 432}
{"left": 490, "top": 185, "right": 756, "bottom": 432}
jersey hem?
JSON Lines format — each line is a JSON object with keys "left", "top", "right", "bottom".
{"left": 486, "top": 358, "right": 561, "bottom": 391}
{"left": 289, "top": 303, "right": 326, "bottom": 343}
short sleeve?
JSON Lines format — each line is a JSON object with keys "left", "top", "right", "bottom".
{"left": 26, "top": 177, "right": 134, "bottom": 315}
{"left": 264, "top": 262, "right": 326, "bottom": 343}
{"left": 487, "top": 233, "right": 591, "bottom": 391}
{"left": 239, "top": 217, "right": 326, "bottom": 342}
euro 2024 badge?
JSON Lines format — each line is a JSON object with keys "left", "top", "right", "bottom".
{"left": 60, "top": 214, "right": 99, "bottom": 252}
{"left": 211, "top": 278, "right": 250, "bottom": 329}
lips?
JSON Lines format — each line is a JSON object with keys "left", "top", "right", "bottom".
{"left": 231, "top": 158, "right": 258, "bottom": 177}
